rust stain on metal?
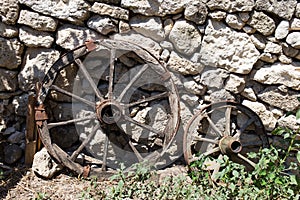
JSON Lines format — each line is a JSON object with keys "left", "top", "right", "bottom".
{"left": 35, "top": 104, "right": 48, "bottom": 127}
{"left": 82, "top": 165, "right": 91, "bottom": 178}
{"left": 85, "top": 40, "right": 97, "bottom": 52}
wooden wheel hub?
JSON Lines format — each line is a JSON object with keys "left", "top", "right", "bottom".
{"left": 96, "top": 100, "right": 122, "bottom": 125}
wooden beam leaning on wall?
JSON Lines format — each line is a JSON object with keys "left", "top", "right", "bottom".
{"left": 25, "top": 94, "right": 41, "bottom": 166}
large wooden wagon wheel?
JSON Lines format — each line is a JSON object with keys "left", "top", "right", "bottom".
{"left": 183, "top": 101, "right": 269, "bottom": 170}
{"left": 35, "top": 39, "right": 180, "bottom": 177}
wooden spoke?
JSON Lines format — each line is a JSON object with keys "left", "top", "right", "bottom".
{"left": 128, "top": 140, "right": 144, "bottom": 162}
{"left": 117, "top": 64, "right": 148, "bottom": 102}
{"left": 70, "top": 123, "right": 100, "bottom": 161}
{"left": 75, "top": 59, "right": 104, "bottom": 101}
{"left": 194, "top": 136, "right": 219, "bottom": 145}
{"left": 225, "top": 107, "right": 231, "bottom": 136}
{"left": 203, "top": 147, "right": 220, "bottom": 156}
{"left": 48, "top": 114, "right": 96, "bottom": 129}
{"left": 124, "top": 92, "right": 168, "bottom": 108}
{"left": 107, "top": 49, "right": 116, "bottom": 99}
{"left": 123, "top": 115, "right": 163, "bottom": 137}
{"left": 204, "top": 114, "right": 223, "bottom": 137}
{"left": 50, "top": 85, "right": 95, "bottom": 107}
{"left": 237, "top": 153, "right": 256, "bottom": 168}
{"left": 102, "top": 135, "right": 109, "bottom": 171}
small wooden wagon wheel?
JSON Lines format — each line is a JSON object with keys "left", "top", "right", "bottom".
{"left": 183, "top": 101, "right": 269, "bottom": 170}
{"left": 35, "top": 39, "right": 180, "bottom": 177}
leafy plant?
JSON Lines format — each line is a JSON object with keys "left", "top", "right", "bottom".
{"left": 35, "top": 192, "right": 49, "bottom": 200}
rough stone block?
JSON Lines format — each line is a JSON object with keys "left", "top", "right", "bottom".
{"left": 19, "top": 0, "right": 90, "bottom": 25}
{"left": 0, "top": 0, "right": 19, "bottom": 24}
{"left": 18, "top": 48, "right": 60, "bottom": 91}
{"left": 19, "top": 26, "right": 54, "bottom": 48}
{"left": 18, "top": 10, "right": 58, "bottom": 32}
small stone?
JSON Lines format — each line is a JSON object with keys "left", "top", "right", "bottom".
{"left": 201, "top": 67, "right": 229, "bottom": 90}
{"left": 90, "top": 2, "right": 129, "bottom": 20}
{"left": 291, "top": 18, "right": 300, "bottom": 30}
{"left": 278, "top": 54, "right": 292, "bottom": 64}
{"left": 286, "top": 32, "right": 300, "bottom": 49}
{"left": 275, "top": 20, "right": 290, "bottom": 40}
{"left": 296, "top": 3, "right": 300, "bottom": 18}
{"left": 282, "top": 43, "right": 299, "bottom": 57}
{"left": 160, "top": 49, "right": 170, "bottom": 62}
{"left": 183, "top": 79, "right": 206, "bottom": 95}
{"left": 3, "top": 127, "right": 16, "bottom": 135}
{"left": 0, "top": 69, "right": 18, "bottom": 92}
{"left": 160, "top": 41, "right": 173, "bottom": 51}
{"left": 4, "top": 144, "right": 22, "bottom": 164}
{"left": 7, "top": 131, "right": 25, "bottom": 144}
{"left": 264, "top": 42, "right": 282, "bottom": 54}
{"left": 167, "top": 51, "right": 204, "bottom": 75}
{"left": 18, "top": 10, "right": 58, "bottom": 32}
{"left": 0, "top": 38, "right": 24, "bottom": 70}
{"left": 209, "top": 89, "right": 235, "bottom": 103}
{"left": 32, "top": 148, "right": 63, "bottom": 179}
{"left": 19, "top": 26, "right": 54, "bottom": 48}
{"left": 130, "top": 15, "right": 165, "bottom": 41}
{"left": 239, "top": 12, "right": 250, "bottom": 22}
{"left": 242, "top": 25, "right": 256, "bottom": 34}
{"left": 184, "top": 0, "right": 207, "bottom": 25}
{"left": 169, "top": 20, "right": 202, "bottom": 56}
{"left": 172, "top": 14, "right": 182, "bottom": 20}
{"left": 0, "top": 0, "right": 19, "bottom": 24}
{"left": 278, "top": 115, "right": 299, "bottom": 131}
{"left": 119, "top": 20, "right": 130, "bottom": 33}
{"left": 181, "top": 94, "right": 199, "bottom": 107}
{"left": 87, "top": 15, "right": 118, "bottom": 35}
{"left": 209, "top": 11, "right": 227, "bottom": 21}
{"left": 163, "top": 19, "right": 174, "bottom": 37}
{"left": 259, "top": 53, "right": 277, "bottom": 63}
{"left": 224, "top": 74, "right": 245, "bottom": 94}
{"left": 271, "top": 108, "right": 284, "bottom": 119}
{"left": 248, "top": 11, "right": 276, "bottom": 36}
{"left": 225, "top": 14, "right": 245, "bottom": 30}
{"left": 0, "top": 21, "right": 18, "bottom": 38}
{"left": 241, "top": 87, "right": 257, "bottom": 101}
{"left": 12, "top": 93, "right": 29, "bottom": 117}
{"left": 250, "top": 34, "right": 266, "bottom": 50}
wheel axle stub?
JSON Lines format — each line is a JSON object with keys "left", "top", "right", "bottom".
{"left": 219, "top": 136, "right": 242, "bottom": 155}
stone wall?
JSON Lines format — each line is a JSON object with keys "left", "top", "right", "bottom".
{"left": 0, "top": 0, "right": 300, "bottom": 165}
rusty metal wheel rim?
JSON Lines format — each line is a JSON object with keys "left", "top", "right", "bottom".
{"left": 183, "top": 101, "right": 269, "bottom": 169}
{"left": 36, "top": 39, "right": 180, "bottom": 176}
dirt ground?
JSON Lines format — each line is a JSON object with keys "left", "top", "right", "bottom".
{"left": 0, "top": 166, "right": 114, "bottom": 200}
